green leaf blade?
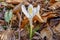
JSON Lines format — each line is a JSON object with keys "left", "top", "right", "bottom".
{"left": 4, "top": 10, "right": 13, "bottom": 23}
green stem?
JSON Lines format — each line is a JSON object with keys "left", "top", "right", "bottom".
{"left": 29, "top": 18, "right": 33, "bottom": 40}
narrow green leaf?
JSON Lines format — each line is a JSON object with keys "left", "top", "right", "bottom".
{"left": 4, "top": 10, "right": 9, "bottom": 22}
{"left": 4, "top": 10, "right": 13, "bottom": 23}
{"left": 9, "top": 10, "right": 13, "bottom": 21}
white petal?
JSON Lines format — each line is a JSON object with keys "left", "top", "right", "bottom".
{"left": 37, "top": 5, "right": 40, "bottom": 13}
{"left": 36, "top": 5, "right": 44, "bottom": 22}
{"left": 28, "top": 4, "right": 33, "bottom": 16}
{"left": 32, "top": 7, "right": 37, "bottom": 17}
{"left": 21, "top": 5, "right": 30, "bottom": 18}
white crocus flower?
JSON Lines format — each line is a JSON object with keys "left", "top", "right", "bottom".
{"left": 21, "top": 4, "right": 44, "bottom": 22}
{"left": 21, "top": 4, "right": 44, "bottom": 40}
{"left": 21, "top": 4, "right": 38, "bottom": 40}
{"left": 21, "top": 4, "right": 37, "bottom": 19}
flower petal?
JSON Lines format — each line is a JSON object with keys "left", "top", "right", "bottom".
{"left": 21, "top": 5, "right": 30, "bottom": 18}
{"left": 36, "top": 5, "right": 44, "bottom": 22}
{"left": 32, "top": 7, "right": 37, "bottom": 17}
{"left": 36, "top": 5, "right": 40, "bottom": 13}
{"left": 28, "top": 4, "right": 33, "bottom": 16}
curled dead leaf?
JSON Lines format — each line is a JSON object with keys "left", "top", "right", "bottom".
{"left": 49, "top": 2, "right": 60, "bottom": 10}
